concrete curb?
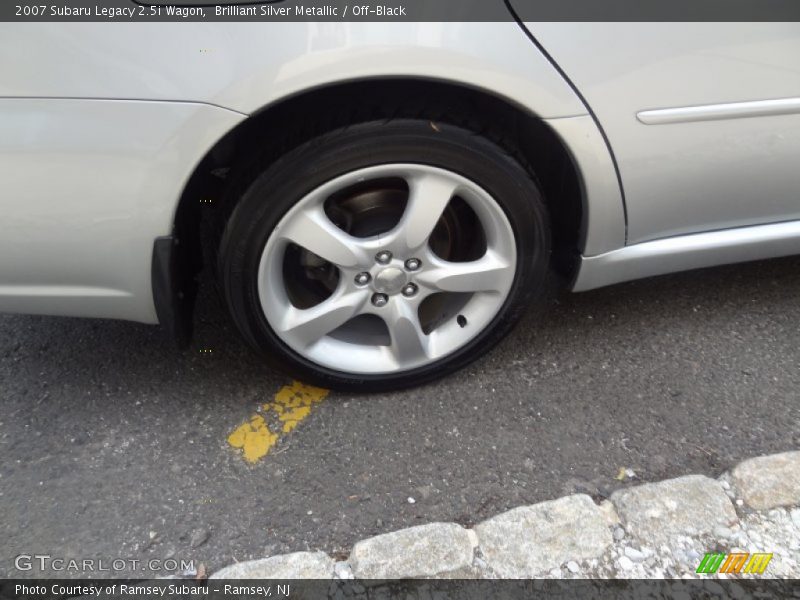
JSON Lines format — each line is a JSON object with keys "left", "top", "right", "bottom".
{"left": 211, "top": 450, "right": 800, "bottom": 579}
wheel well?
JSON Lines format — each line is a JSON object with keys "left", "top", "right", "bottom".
{"left": 172, "top": 79, "right": 584, "bottom": 336}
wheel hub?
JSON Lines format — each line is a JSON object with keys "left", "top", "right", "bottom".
{"left": 373, "top": 266, "right": 408, "bottom": 295}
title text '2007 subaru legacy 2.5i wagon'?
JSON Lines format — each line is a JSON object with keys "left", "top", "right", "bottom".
{"left": 1, "top": 15, "right": 799, "bottom": 390}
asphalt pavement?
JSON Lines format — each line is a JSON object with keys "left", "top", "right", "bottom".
{"left": 1, "top": 256, "right": 799, "bottom": 578}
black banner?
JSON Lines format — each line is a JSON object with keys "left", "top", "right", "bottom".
{"left": 3, "top": 0, "right": 800, "bottom": 22}
{"left": 2, "top": 579, "right": 800, "bottom": 600}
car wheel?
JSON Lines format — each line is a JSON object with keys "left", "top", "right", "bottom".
{"left": 218, "top": 119, "right": 551, "bottom": 391}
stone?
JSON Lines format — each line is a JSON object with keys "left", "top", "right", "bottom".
{"left": 618, "top": 556, "right": 634, "bottom": 571}
{"left": 466, "top": 529, "right": 479, "bottom": 549}
{"left": 790, "top": 508, "right": 800, "bottom": 528}
{"left": 348, "top": 522, "right": 473, "bottom": 579}
{"left": 566, "top": 560, "right": 580, "bottom": 573}
{"left": 712, "top": 526, "right": 733, "bottom": 539}
{"left": 730, "top": 451, "right": 800, "bottom": 510}
{"left": 686, "top": 549, "right": 701, "bottom": 563}
{"left": 210, "top": 552, "right": 334, "bottom": 579}
{"left": 333, "top": 561, "right": 353, "bottom": 580}
{"left": 474, "top": 494, "right": 612, "bottom": 578}
{"left": 624, "top": 547, "right": 646, "bottom": 562}
{"left": 189, "top": 528, "right": 209, "bottom": 549}
{"left": 610, "top": 475, "right": 737, "bottom": 544}
{"left": 599, "top": 500, "right": 621, "bottom": 526}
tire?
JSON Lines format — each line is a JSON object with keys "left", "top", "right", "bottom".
{"left": 218, "top": 119, "right": 552, "bottom": 391}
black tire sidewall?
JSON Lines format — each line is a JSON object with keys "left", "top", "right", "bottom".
{"left": 219, "top": 120, "right": 551, "bottom": 391}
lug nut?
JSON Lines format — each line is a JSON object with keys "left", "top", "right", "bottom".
{"left": 354, "top": 272, "right": 371, "bottom": 286}
{"left": 401, "top": 283, "right": 418, "bottom": 297}
{"left": 375, "top": 250, "right": 392, "bottom": 264}
{"left": 404, "top": 258, "right": 422, "bottom": 271}
{"left": 371, "top": 293, "right": 389, "bottom": 307}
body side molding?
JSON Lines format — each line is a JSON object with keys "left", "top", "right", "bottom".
{"left": 637, "top": 97, "right": 800, "bottom": 125}
{"left": 573, "top": 220, "right": 800, "bottom": 291}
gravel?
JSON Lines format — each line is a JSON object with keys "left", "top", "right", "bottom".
{"left": 560, "top": 505, "right": 799, "bottom": 578}
{"left": 210, "top": 451, "right": 800, "bottom": 579}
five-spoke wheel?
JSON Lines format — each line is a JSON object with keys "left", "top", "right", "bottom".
{"left": 257, "top": 164, "right": 517, "bottom": 374}
{"left": 219, "top": 119, "right": 551, "bottom": 391}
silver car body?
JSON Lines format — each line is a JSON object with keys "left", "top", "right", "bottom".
{"left": 1, "top": 22, "right": 798, "bottom": 322}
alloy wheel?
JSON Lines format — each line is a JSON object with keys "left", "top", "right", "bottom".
{"left": 257, "top": 164, "right": 517, "bottom": 374}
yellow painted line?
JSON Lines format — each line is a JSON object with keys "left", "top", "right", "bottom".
{"left": 227, "top": 381, "right": 329, "bottom": 463}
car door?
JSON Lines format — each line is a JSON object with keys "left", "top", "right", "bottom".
{"left": 518, "top": 23, "right": 800, "bottom": 247}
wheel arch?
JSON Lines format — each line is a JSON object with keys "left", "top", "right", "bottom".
{"left": 164, "top": 77, "right": 607, "bottom": 342}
